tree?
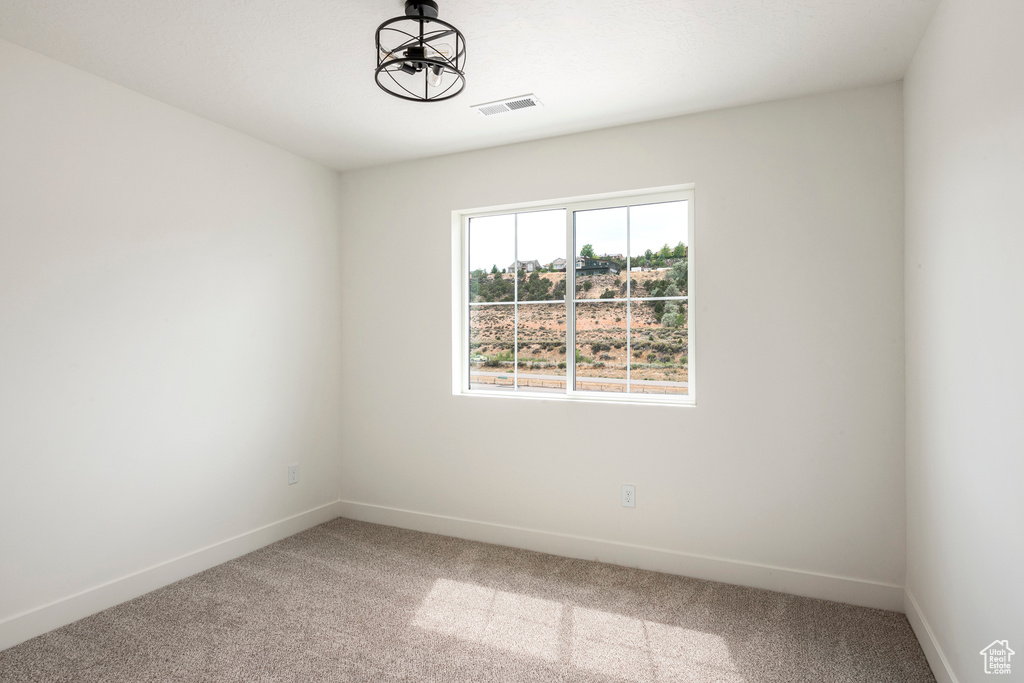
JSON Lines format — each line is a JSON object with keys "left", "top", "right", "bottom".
{"left": 659, "top": 243, "right": 672, "bottom": 259}
{"left": 477, "top": 271, "right": 513, "bottom": 302}
{"left": 672, "top": 242, "right": 686, "bottom": 259}
{"left": 580, "top": 244, "right": 596, "bottom": 259}
{"left": 646, "top": 279, "right": 667, "bottom": 297}
{"left": 519, "top": 270, "right": 553, "bottom": 300}
{"left": 662, "top": 300, "right": 679, "bottom": 327}
{"left": 469, "top": 269, "right": 484, "bottom": 300}
{"left": 671, "top": 259, "right": 687, "bottom": 291}
{"left": 491, "top": 264, "right": 499, "bottom": 275}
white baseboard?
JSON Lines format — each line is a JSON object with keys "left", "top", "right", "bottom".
{"left": 335, "top": 500, "right": 904, "bottom": 611}
{"left": 0, "top": 500, "right": 343, "bottom": 653}
{"left": 904, "top": 588, "right": 958, "bottom": 683}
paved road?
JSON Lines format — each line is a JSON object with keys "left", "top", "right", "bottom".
{"left": 472, "top": 371, "right": 687, "bottom": 388}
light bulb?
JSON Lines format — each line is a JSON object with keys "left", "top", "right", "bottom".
{"left": 424, "top": 43, "right": 453, "bottom": 88}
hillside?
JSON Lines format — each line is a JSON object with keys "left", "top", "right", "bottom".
{"left": 468, "top": 260, "right": 689, "bottom": 394}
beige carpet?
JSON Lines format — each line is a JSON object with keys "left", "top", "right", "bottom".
{"left": 0, "top": 518, "right": 935, "bottom": 682}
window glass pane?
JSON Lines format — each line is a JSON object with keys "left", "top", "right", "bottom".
{"left": 575, "top": 301, "right": 628, "bottom": 393}
{"left": 629, "top": 201, "right": 688, "bottom": 297}
{"left": 469, "top": 305, "right": 515, "bottom": 391}
{"left": 516, "top": 303, "right": 566, "bottom": 393}
{"left": 629, "top": 300, "right": 688, "bottom": 395}
{"left": 469, "top": 214, "right": 515, "bottom": 303}
{"left": 575, "top": 207, "right": 626, "bottom": 300}
{"left": 516, "top": 209, "right": 566, "bottom": 301}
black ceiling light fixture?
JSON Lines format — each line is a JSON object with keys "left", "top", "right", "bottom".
{"left": 375, "top": 1, "right": 466, "bottom": 102}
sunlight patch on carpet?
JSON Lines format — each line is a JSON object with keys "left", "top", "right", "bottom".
{"left": 412, "top": 579, "right": 745, "bottom": 681}
{"left": 412, "top": 578, "right": 563, "bottom": 661}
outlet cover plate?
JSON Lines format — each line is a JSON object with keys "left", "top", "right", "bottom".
{"left": 288, "top": 464, "right": 299, "bottom": 485}
{"left": 622, "top": 484, "right": 635, "bottom": 508}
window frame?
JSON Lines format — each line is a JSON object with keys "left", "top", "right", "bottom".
{"left": 451, "top": 185, "right": 695, "bottom": 406}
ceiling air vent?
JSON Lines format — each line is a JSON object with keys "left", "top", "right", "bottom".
{"left": 471, "top": 94, "right": 543, "bottom": 117}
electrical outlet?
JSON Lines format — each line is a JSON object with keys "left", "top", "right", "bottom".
{"left": 287, "top": 464, "right": 299, "bottom": 485}
{"left": 622, "top": 484, "right": 635, "bottom": 508}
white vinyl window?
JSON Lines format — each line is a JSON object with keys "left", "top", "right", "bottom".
{"left": 451, "top": 187, "right": 694, "bottom": 405}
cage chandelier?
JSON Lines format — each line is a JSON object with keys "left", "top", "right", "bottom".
{"left": 375, "top": 0, "right": 467, "bottom": 102}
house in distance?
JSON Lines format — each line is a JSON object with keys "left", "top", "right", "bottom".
{"left": 508, "top": 259, "right": 542, "bottom": 273}
{"left": 575, "top": 256, "right": 621, "bottom": 276}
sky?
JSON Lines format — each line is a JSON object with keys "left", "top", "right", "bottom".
{"left": 469, "top": 201, "right": 687, "bottom": 272}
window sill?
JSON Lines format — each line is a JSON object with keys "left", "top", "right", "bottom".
{"left": 453, "top": 389, "right": 695, "bottom": 407}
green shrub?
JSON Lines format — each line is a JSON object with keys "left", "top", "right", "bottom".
{"left": 484, "top": 350, "right": 512, "bottom": 367}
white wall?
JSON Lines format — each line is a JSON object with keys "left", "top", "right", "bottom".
{"left": 337, "top": 84, "right": 906, "bottom": 607}
{"left": 904, "top": 1, "right": 1024, "bottom": 681}
{"left": 0, "top": 39, "right": 343, "bottom": 646}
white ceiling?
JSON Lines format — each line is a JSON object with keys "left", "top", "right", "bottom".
{"left": 0, "top": 0, "right": 938, "bottom": 171}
